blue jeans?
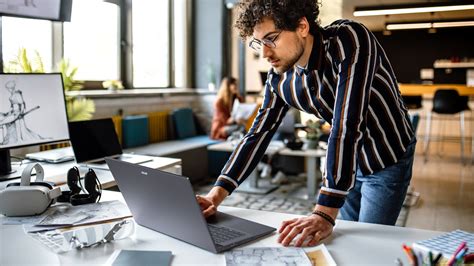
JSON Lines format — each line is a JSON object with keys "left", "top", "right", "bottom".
{"left": 339, "top": 138, "right": 417, "bottom": 225}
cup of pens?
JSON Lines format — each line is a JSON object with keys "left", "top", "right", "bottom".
{"left": 402, "top": 241, "right": 472, "bottom": 266}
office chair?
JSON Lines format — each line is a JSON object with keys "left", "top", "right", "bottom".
{"left": 423, "top": 89, "right": 471, "bottom": 164}
{"left": 402, "top": 95, "right": 423, "bottom": 110}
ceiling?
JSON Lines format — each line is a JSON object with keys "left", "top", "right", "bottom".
{"left": 341, "top": 0, "right": 474, "bottom": 31}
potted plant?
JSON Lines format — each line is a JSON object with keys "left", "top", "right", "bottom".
{"left": 4, "top": 48, "right": 95, "bottom": 121}
{"left": 102, "top": 80, "right": 124, "bottom": 91}
{"left": 305, "top": 119, "right": 322, "bottom": 149}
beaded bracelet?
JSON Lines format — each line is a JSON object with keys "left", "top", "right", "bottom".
{"left": 311, "top": 210, "right": 336, "bottom": 226}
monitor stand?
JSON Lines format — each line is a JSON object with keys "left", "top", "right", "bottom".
{"left": 0, "top": 149, "right": 18, "bottom": 181}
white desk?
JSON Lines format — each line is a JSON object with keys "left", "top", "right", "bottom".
{"left": 0, "top": 191, "right": 444, "bottom": 265}
{"left": 0, "top": 156, "right": 182, "bottom": 190}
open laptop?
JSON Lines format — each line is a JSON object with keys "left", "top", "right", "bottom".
{"left": 106, "top": 158, "right": 276, "bottom": 253}
{"left": 69, "top": 118, "right": 153, "bottom": 169}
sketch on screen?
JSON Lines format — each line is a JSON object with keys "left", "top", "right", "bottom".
{"left": 0, "top": 79, "right": 47, "bottom": 145}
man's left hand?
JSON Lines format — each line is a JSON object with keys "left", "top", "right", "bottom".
{"left": 277, "top": 214, "right": 334, "bottom": 247}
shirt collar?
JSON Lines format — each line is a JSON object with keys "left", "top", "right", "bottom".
{"left": 294, "top": 29, "right": 325, "bottom": 76}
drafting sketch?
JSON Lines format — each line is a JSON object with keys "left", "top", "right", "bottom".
{"left": 0, "top": 79, "right": 45, "bottom": 145}
{"left": 38, "top": 201, "right": 132, "bottom": 226}
{"left": 225, "top": 247, "right": 312, "bottom": 266}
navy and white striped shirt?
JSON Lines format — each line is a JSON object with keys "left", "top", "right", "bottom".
{"left": 215, "top": 19, "right": 415, "bottom": 208}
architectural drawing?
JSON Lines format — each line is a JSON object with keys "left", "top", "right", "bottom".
{"left": 225, "top": 247, "right": 312, "bottom": 266}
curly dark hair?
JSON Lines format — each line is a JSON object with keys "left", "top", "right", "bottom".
{"left": 235, "top": 0, "right": 320, "bottom": 40}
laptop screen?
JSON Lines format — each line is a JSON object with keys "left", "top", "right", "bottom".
{"left": 68, "top": 118, "right": 122, "bottom": 163}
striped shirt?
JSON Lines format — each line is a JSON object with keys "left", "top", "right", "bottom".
{"left": 215, "top": 19, "right": 415, "bottom": 208}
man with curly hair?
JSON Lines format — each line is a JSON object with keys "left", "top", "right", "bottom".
{"left": 198, "top": 0, "right": 416, "bottom": 247}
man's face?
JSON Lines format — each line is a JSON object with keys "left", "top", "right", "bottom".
{"left": 252, "top": 17, "right": 305, "bottom": 74}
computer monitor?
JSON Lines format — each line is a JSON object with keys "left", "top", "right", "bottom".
{"left": 0, "top": 73, "right": 69, "bottom": 179}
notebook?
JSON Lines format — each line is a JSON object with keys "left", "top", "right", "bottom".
{"left": 106, "top": 250, "right": 172, "bottom": 266}
{"left": 412, "top": 229, "right": 474, "bottom": 258}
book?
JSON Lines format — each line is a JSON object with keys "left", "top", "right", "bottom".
{"left": 106, "top": 250, "right": 172, "bottom": 266}
{"left": 412, "top": 229, "right": 474, "bottom": 258}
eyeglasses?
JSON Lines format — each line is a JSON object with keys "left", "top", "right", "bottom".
{"left": 31, "top": 218, "right": 135, "bottom": 253}
{"left": 248, "top": 30, "right": 283, "bottom": 51}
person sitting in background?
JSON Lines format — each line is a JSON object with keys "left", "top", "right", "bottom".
{"left": 210, "top": 77, "right": 245, "bottom": 140}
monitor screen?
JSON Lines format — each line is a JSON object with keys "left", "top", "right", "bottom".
{"left": 0, "top": 73, "right": 69, "bottom": 149}
{"left": 68, "top": 118, "right": 123, "bottom": 163}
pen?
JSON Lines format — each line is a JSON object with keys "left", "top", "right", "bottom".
{"left": 454, "top": 247, "right": 468, "bottom": 265}
{"left": 402, "top": 244, "right": 415, "bottom": 266}
{"left": 410, "top": 249, "right": 419, "bottom": 266}
{"left": 428, "top": 251, "right": 433, "bottom": 266}
{"left": 432, "top": 253, "right": 442, "bottom": 266}
{"left": 447, "top": 242, "right": 466, "bottom": 266}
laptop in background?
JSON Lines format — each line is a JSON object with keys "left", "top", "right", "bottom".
{"left": 69, "top": 118, "right": 153, "bottom": 169}
{"left": 106, "top": 158, "right": 275, "bottom": 254}
{"left": 25, "top": 146, "right": 75, "bottom": 163}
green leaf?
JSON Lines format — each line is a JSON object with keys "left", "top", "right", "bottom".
{"left": 66, "top": 98, "right": 96, "bottom": 121}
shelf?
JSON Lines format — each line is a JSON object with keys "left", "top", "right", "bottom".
{"left": 433, "top": 62, "right": 474, "bottom": 69}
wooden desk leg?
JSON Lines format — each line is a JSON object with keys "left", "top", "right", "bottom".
{"left": 306, "top": 157, "right": 320, "bottom": 202}
{"left": 235, "top": 168, "right": 278, "bottom": 194}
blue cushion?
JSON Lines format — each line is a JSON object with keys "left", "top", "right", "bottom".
{"left": 172, "top": 108, "right": 197, "bottom": 139}
{"left": 122, "top": 115, "right": 149, "bottom": 148}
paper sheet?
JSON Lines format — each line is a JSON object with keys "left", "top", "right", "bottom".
{"left": 225, "top": 247, "right": 312, "bottom": 266}
{"left": 3, "top": 200, "right": 132, "bottom": 232}
{"left": 305, "top": 244, "right": 337, "bottom": 266}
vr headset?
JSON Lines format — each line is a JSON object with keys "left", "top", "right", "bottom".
{"left": 0, "top": 164, "right": 61, "bottom": 217}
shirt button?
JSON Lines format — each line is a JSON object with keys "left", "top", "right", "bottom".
{"left": 319, "top": 108, "right": 323, "bottom": 112}
{"left": 310, "top": 87, "right": 315, "bottom": 91}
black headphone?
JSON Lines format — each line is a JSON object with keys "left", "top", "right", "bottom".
{"left": 58, "top": 167, "right": 102, "bottom": 206}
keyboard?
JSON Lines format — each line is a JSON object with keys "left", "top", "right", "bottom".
{"left": 207, "top": 224, "right": 245, "bottom": 244}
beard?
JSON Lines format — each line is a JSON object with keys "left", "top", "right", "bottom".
{"left": 272, "top": 39, "right": 305, "bottom": 74}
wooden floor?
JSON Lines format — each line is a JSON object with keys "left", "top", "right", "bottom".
{"left": 406, "top": 141, "right": 474, "bottom": 232}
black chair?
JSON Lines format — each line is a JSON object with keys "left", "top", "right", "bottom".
{"left": 423, "top": 89, "right": 471, "bottom": 163}
{"left": 402, "top": 95, "right": 423, "bottom": 110}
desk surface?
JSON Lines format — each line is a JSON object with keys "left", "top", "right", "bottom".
{"left": 0, "top": 191, "right": 444, "bottom": 266}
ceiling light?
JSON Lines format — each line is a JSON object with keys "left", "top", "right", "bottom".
{"left": 354, "top": 2, "right": 474, "bottom": 16}
{"left": 386, "top": 20, "right": 474, "bottom": 30}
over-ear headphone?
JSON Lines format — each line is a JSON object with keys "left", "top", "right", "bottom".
{"left": 57, "top": 166, "right": 83, "bottom": 202}
{"left": 0, "top": 163, "right": 61, "bottom": 216}
{"left": 58, "top": 167, "right": 102, "bottom": 206}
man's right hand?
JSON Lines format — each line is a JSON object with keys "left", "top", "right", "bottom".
{"left": 196, "top": 186, "right": 229, "bottom": 218}
{"left": 196, "top": 195, "right": 217, "bottom": 218}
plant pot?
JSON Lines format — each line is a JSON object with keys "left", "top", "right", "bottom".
{"left": 306, "top": 139, "right": 319, "bottom": 149}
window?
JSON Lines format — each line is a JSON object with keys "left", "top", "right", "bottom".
{"left": 2, "top": 17, "right": 53, "bottom": 72}
{"left": 63, "top": 0, "right": 120, "bottom": 81}
{"left": 132, "top": 1, "right": 170, "bottom": 88}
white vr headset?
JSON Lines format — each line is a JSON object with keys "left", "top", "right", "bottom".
{"left": 0, "top": 163, "right": 61, "bottom": 217}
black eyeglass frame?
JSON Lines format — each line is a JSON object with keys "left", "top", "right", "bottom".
{"left": 248, "top": 30, "right": 283, "bottom": 51}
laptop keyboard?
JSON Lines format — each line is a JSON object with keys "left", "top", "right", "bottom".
{"left": 207, "top": 224, "right": 245, "bottom": 244}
